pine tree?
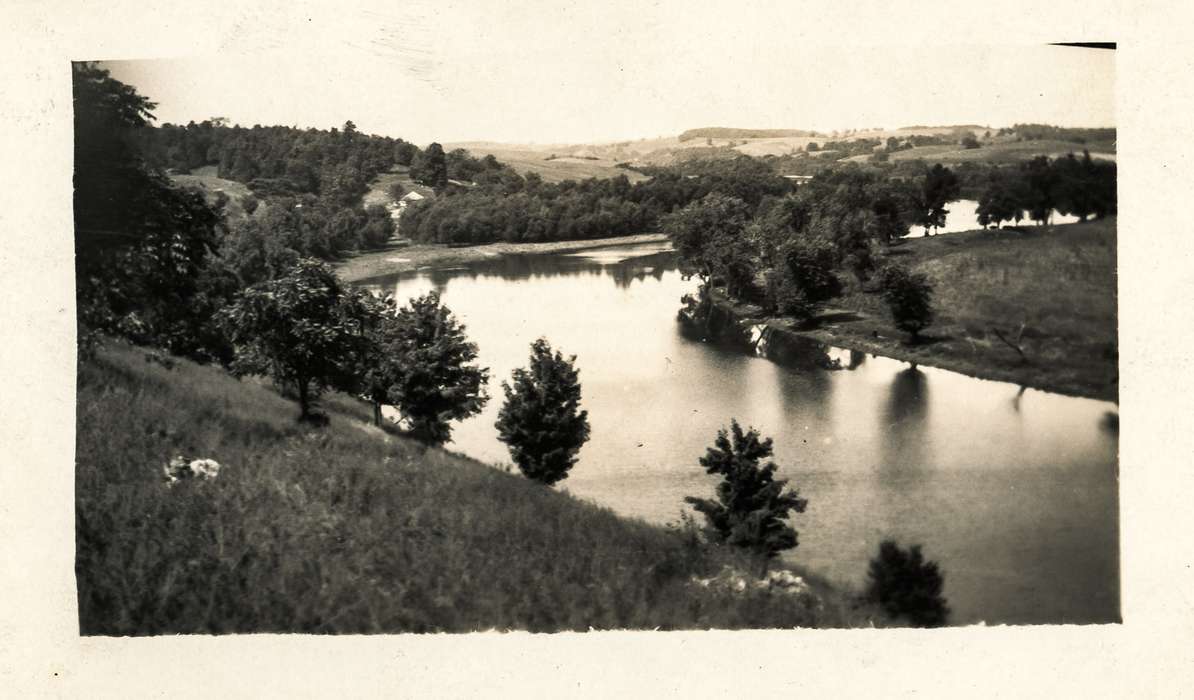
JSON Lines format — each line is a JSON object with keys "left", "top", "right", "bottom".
{"left": 495, "top": 339, "right": 591, "bottom": 485}
{"left": 685, "top": 420, "right": 808, "bottom": 564}
{"left": 866, "top": 540, "right": 950, "bottom": 627}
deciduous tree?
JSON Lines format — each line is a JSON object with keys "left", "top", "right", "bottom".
{"left": 383, "top": 293, "right": 489, "bottom": 444}
{"left": 880, "top": 265, "right": 935, "bottom": 342}
{"left": 221, "top": 259, "right": 365, "bottom": 420}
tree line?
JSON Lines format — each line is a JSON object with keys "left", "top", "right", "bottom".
{"left": 399, "top": 155, "right": 794, "bottom": 245}
{"left": 976, "top": 152, "right": 1117, "bottom": 227}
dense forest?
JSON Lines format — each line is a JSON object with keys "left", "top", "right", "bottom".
{"left": 399, "top": 156, "right": 794, "bottom": 245}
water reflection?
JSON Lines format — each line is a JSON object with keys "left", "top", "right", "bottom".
{"left": 881, "top": 365, "right": 930, "bottom": 477}
{"left": 355, "top": 241, "right": 1119, "bottom": 625}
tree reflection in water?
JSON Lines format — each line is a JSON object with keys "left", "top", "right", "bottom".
{"left": 881, "top": 363, "right": 930, "bottom": 478}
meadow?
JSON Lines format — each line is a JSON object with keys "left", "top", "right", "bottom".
{"left": 76, "top": 342, "right": 879, "bottom": 634}
{"left": 805, "top": 217, "right": 1118, "bottom": 400}
{"left": 444, "top": 143, "right": 649, "bottom": 183}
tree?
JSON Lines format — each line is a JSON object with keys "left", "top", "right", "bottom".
{"left": 1054, "top": 151, "right": 1099, "bottom": 222}
{"left": 412, "top": 142, "right": 448, "bottom": 191}
{"left": 221, "top": 259, "right": 365, "bottom": 421}
{"left": 73, "top": 62, "right": 227, "bottom": 358}
{"left": 383, "top": 292, "right": 489, "bottom": 444}
{"left": 337, "top": 288, "right": 401, "bottom": 427}
{"left": 960, "top": 132, "right": 981, "bottom": 149}
{"left": 1022, "top": 155, "right": 1059, "bottom": 226}
{"left": 495, "top": 339, "right": 591, "bottom": 485}
{"left": 915, "top": 164, "right": 960, "bottom": 235}
{"left": 880, "top": 265, "right": 934, "bottom": 342}
{"left": 360, "top": 204, "right": 396, "bottom": 248}
{"left": 976, "top": 168, "right": 1028, "bottom": 228}
{"left": 866, "top": 540, "right": 950, "bottom": 627}
{"left": 661, "top": 193, "right": 752, "bottom": 286}
{"left": 766, "top": 236, "right": 842, "bottom": 321}
{"left": 684, "top": 420, "right": 808, "bottom": 567}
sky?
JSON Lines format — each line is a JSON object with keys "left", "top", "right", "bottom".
{"left": 101, "top": 24, "right": 1115, "bottom": 147}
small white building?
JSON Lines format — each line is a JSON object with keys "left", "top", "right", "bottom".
{"left": 387, "top": 191, "right": 427, "bottom": 221}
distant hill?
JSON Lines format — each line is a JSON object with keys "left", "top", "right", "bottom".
{"left": 897, "top": 124, "right": 990, "bottom": 132}
{"left": 678, "top": 127, "right": 818, "bottom": 142}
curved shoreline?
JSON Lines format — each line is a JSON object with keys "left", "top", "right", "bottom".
{"left": 686, "top": 289, "right": 1118, "bottom": 403}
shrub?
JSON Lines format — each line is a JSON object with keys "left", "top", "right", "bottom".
{"left": 685, "top": 420, "right": 808, "bottom": 567}
{"left": 865, "top": 540, "right": 949, "bottom": 627}
{"left": 495, "top": 339, "right": 591, "bottom": 485}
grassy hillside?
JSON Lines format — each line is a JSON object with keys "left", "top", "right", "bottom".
{"left": 170, "top": 165, "right": 260, "bottom": 222}
{"left": 805, "top": 217, "right": 1118, "bottom": 400}
{"left": 76, "top": 342, "right": 878, "bottom": 634}
{"left": 362, "top": 165, "right": 436, "bottom": 209}
{"left": 445, "top": 143, "right": 649, "bottom": 183}
{"left": 889, "top": 139, "right": 1116, "bottom": 165}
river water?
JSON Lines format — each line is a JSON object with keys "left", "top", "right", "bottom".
{"left": 358, "top": 242, "right": 1119, "bottom": 625}
{"left": 907, "top": 199, "right": 1081, "bottom": 238}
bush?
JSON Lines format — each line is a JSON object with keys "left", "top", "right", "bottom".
{"left": 880, "top": 265, "right": 934, "bottom": 341}
{"left": 865, "top": 540, "right": 949, "bottom": 627}
{"left": 495, "top": 339, "right": 591, "bottom": 485}
{"left": 684, "top": 420, "right": 808, "bottom": 567}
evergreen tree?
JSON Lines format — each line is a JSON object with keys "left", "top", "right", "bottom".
{"left": 495, "top": 339, "right": 591, "bottom": 485}
{"left": 684, "top": 420, "right": 808, "bottom": 565}
{"left": 866, "top": 540, "right": 950, "bottom": 627}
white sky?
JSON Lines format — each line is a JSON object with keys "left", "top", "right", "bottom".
{"left": 100, "top": 7, "right": 1114, "bottom": 146}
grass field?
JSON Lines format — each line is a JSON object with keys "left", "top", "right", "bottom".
{"left": 447, "top": 143, "right": 650, "bottom": 183}
{"left": 76, "top": 342, "right": 879, "bottom": 634}
{"left": 802, "top": 217, "right": 1118, "bottom": 401}
{"left": 170, "top": 166, "right": 260, "bottom": 221}
{"left": 888, "top": 139, "right": 1116, "bottom": 165}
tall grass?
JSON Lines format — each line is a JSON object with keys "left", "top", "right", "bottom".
{"left": 76, "top": 342, "right": 875, "bottom": 634}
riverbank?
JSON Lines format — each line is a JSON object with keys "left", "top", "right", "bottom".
{"left": 693, "top": 218, "right": 1118, "bottom": 402}
{"left": 76, "top": 341, "right": 879, "bottom": 633}
{"left": 337, "top": 233, "right": 670, "bottom": 283}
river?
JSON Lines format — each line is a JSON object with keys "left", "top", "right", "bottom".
{"left": 907, "top": 198, "right": 1081, "bottom": 238}
{"left": 358, "top": 242, "right": 1119, "bottom": 626}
